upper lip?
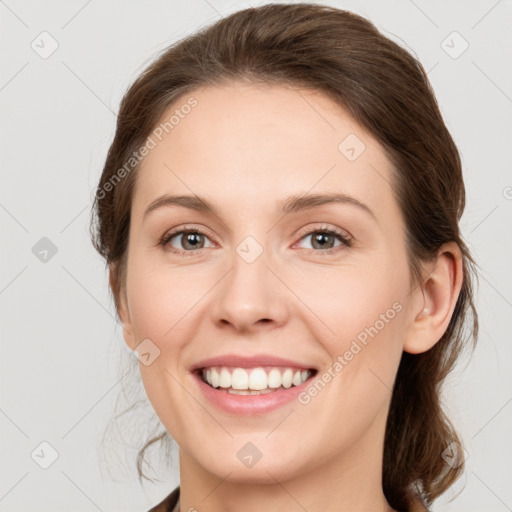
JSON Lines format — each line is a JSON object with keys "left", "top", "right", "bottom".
{"left": 190, "top": 354, "right": 316, "bottom": 371}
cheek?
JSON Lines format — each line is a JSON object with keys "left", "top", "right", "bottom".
{"left": 290, "top": 264, "right": 407, "bottom": 439}
{"left": 284, "top": 256, "right": 408, "bottom": 348}
{"left": 126, "top": 258, "right": 211, "bottom": 345}
{"left": 281, "top": 256, "right": 409, "bottom": 413}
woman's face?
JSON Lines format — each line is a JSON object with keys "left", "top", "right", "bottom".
{"left": 119, "top": 83, "right": 418, "bottom": 484}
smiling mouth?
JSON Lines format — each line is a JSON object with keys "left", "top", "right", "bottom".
{"left": 197, "top": 366, "right": 317, "bottom": 395}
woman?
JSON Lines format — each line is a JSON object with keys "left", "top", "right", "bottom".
{"left": 91, "top": 3, "right": 478, "bottom": 511}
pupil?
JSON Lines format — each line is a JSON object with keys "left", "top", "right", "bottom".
{"left": 313, "top": 233, "right": 332, "bottom": 249}
{"left": 184, "top": 233, "right": 203, "bottom": 249}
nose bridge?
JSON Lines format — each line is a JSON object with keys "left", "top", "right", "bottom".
{"left": 211, "top": 233, "right": 287, "bottom": 330}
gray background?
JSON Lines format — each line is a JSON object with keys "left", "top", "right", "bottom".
{"left": 1, "top": 0, "right": 511, "bottom": 510}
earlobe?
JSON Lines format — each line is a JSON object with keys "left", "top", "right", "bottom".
{"left": 109, "top": 265, "right": 137, "bottom": 351}
{"left": 403, "top": 242, "right": 463, "bottom": 355}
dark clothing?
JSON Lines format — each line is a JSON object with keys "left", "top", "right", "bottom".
{"left": 147, "top": 486, "right": 179, "bottom": 512}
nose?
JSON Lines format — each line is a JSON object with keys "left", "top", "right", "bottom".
{"left": 210, "top": 243, "right": 289, "bottom": 333}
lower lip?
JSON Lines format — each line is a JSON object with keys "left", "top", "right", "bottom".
{"left": 192, "top": 371, "right": 314, "bottom": 415}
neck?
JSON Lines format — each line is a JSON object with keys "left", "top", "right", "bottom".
{"left": 177, "top": 405, "right": 396, "bottom": 512}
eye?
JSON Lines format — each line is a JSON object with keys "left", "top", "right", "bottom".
{"left": 294, "top": 225, "right": 352, "bottom": 254}
{"left": 159, "top": 224, "right": 352, "bottom": 257}
{"left": 160, "top": 225, "right": 215, "bottom": 255}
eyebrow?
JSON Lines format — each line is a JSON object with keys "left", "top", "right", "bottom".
{"left": 143, "top": 192, "right": 376, "bottom": 221}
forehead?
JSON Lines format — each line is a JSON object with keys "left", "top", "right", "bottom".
{"left": 132, "top": 83, "right": 397, "bottom": 220}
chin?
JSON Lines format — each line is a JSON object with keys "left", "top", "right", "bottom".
{"left": 195, "top": 446, "right": 310, "bottom": 485}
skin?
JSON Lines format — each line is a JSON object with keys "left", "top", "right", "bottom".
{"left": 115, "top": 83, "right": 463, "bottom": 512}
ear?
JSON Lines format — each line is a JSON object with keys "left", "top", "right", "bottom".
{"left": 109, "top": 264, "right": 137, "bottom": 351}
{"left": 403, "top": 242, "right": 464, "bottom": 354}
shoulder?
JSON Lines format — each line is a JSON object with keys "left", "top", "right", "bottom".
{"left": 147, "top": 486, "right": 180, "bottom": 512}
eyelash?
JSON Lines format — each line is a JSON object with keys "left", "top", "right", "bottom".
{"left": 159, "top": 224, "right": 353, "bottom": 257}
{"left": 295, "top": 224, "right": 352, "bottom": 255}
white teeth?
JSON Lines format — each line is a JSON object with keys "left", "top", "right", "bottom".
{"left": 267, "top": 368, "right": 282, "bottom": 388}
{"left": 227, "top": 388, "right": 275, "bottom": 395}
{"left": 281, "top": 368, "right": 293, "bottom": 388}
{"left": 231, "top": 368, "right": 248, "bottom": 390}
{"left": 248, "top": 368, "right": 267, "bottom": 390}
{"left": 227, "top": 389, "right": 250, "bottom": 395}
{"left": 202, "top": 366, "right": 312, "bottom": 392}
{"left": 219, "top": 368, "right": 231, "bottom": 388}
{"left": 210, "top": 368, "right": 220, "bottom": 388}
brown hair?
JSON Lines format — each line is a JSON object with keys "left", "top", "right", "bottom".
{"left": 90, "top": 3, "right": 478, "bottom": 510}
